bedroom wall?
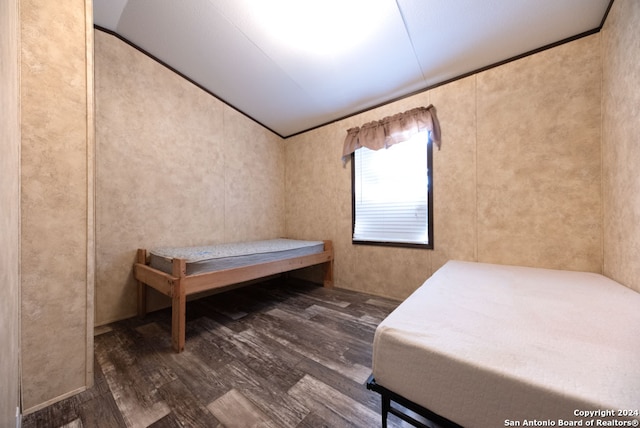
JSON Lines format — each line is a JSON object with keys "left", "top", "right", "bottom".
{"left": 94, "top": 30, "right": 286, "bottom": 325}
{"left": 602, "top": 0, "right": 640, "bottom": 293}
{"left": 0, "top": 0, "right": 21, "bottom": 424}
{"left": 20, "top": 0, "right": 94, "bottom": 412}
{"left": 285, "top": 34, "right": 602, "bottom": 300}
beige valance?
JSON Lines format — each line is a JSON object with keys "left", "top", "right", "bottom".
{"left": 341, "top": 105, "right": 441, "bottom": 163}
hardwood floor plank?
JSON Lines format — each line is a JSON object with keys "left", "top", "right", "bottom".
{"left": 305, "top": 303, "right": 379, "bottom": 339}
{"left": 303, "top": 304, "right": 379, "bottom": 366}
{"left": 288, "top": 374, "right": 380, "bottom": 428}
{"left": 60, "top": 419, "right": 83, "bottom": 428}
{"left": 156, "top": 378, "right": 222, "bottom": 428}
{"left": 344, "top": 299, "right": 399, "bottom": 325}
{"left": 364, "top": 296, "right": 402, "bottom": 311}
{"left": 146, "top": 413, "right": 183, "bottom": 428}
{"left": 218, "top": 359, "right": 310, "bottom": 428}
{"left": 256, "top": 319, "right": 371, "bottom": 384}
{"left": 95, "top": 330, "right": 171, "bottom": 428}
{"left": 75, "top": 394, "right": 126, "bottom": 428}
{"left": 296, "top": 411, "right": 336, "bottom": 428}
{"left": 207, "top": 388, "right": 277, "bottom": 428}
{"left": 193, "top": 316, "right": 305, "bottom": 391}
{"left": 293, "top": 356, "right": 381, "bottom": 413}
{"left": 134, "top": 322, "right": 233, "bottom": 405}
{"left": 262, "top": 308, "right": 372, "bottom": 383}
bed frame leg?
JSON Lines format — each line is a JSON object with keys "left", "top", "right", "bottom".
{"left": 381, "top": 395, "right": 390, "bottom": 428}
{"left": 171, "top": 258, "right": 187, "bottom": 353}
{"left": 136, "top": 249, "right": 148, "bottom": 318}
{"left": 172, "top": 285, "right": 186, "bottom": 353}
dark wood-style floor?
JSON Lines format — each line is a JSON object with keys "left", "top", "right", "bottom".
{"left": 23, "top": 278, "right": 434, "bottom": 428}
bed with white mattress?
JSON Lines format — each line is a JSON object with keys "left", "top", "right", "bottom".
{"left": 368, "top": 261, "right": 640, "bottom": 428}
{"left": 134, "top": 238, "right": 333, "bottom": 352}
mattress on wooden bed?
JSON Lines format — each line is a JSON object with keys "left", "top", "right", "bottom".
{"left": 148, "top": 238, "right": 325, "bottom": 276}
{"left": 373, "top": 261, "right": 640, "bottom": 428}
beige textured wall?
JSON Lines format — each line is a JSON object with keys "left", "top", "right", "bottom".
{"left": 0, "top": 0, "right": 21, "bottom": 424}
{"left": 20, "top": 0, "right": 94, "bottom": 412}
{"left": 476, "top": 35, "right": 602, "bottom": 271}
{"left": 602, "top": 0, "right": 640, "bottom": 293}
{"left": 286, "top": 34, "right": 603, "bottom": 300}
{"left": 95, "top": 31, "right": 285, "bottom": 325}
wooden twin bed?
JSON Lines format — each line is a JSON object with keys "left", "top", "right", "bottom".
{"left": 134, "top": 239, "right": 333, "bottom": 353}
{"left": 368, "top": 261, "right": 640, "bottom": 428}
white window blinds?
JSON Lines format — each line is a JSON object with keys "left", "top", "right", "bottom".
{"left": 353, "top": 132, "right": 430, "bottom": 245}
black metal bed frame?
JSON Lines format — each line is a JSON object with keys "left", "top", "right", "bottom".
{"left": 366, "top": 375, "right": 463, "bottom": 428}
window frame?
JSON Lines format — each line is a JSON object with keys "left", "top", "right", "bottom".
{"left": 350, "top": 135, "right": 434, "bottom": 250}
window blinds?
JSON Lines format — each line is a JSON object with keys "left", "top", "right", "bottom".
{"left": 353, "top": 133, "right": 429, "bottom": 245}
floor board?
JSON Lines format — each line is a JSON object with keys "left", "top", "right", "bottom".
{"left": 22, "top": 278, "right": 434, "bottom": 428}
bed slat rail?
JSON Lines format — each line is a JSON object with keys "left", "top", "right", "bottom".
{"left": 184, "top": 249, "right": 333, "bottom": 295}
{"left": 134, "top": 262, "right": 177, "bottom": 297}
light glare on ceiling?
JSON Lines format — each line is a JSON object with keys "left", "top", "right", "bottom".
{"left": 246, "top": 0, "right": 387, "bottom": 56}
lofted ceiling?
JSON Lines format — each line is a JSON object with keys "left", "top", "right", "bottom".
{"left": 93, "top": 0, "right": 611, "bottom": 138}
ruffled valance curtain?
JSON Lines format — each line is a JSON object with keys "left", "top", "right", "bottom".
{"left": 341, "top": 105, "right": 441, "bottom": 163}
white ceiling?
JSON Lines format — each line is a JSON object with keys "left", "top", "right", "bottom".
{"left": 93, "top": 0, "right": 611, "bottom": 138}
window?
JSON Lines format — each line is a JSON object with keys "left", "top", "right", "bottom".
{"left": 342, "top": 105, "right": 440, "bottom": 248}
{"left": 352, "top": 131, "right": 433, "bottom": 248}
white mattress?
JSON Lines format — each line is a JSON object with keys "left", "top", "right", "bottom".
{"left": 149, "top": 239, "right": 324, "bottom": 275}
{"left": 373, "top": 261, "right": 640, "bottom": 428}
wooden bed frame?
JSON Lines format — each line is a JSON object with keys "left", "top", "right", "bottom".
{"left": 134, "top": 240, "right": 334, "bottom": 352}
